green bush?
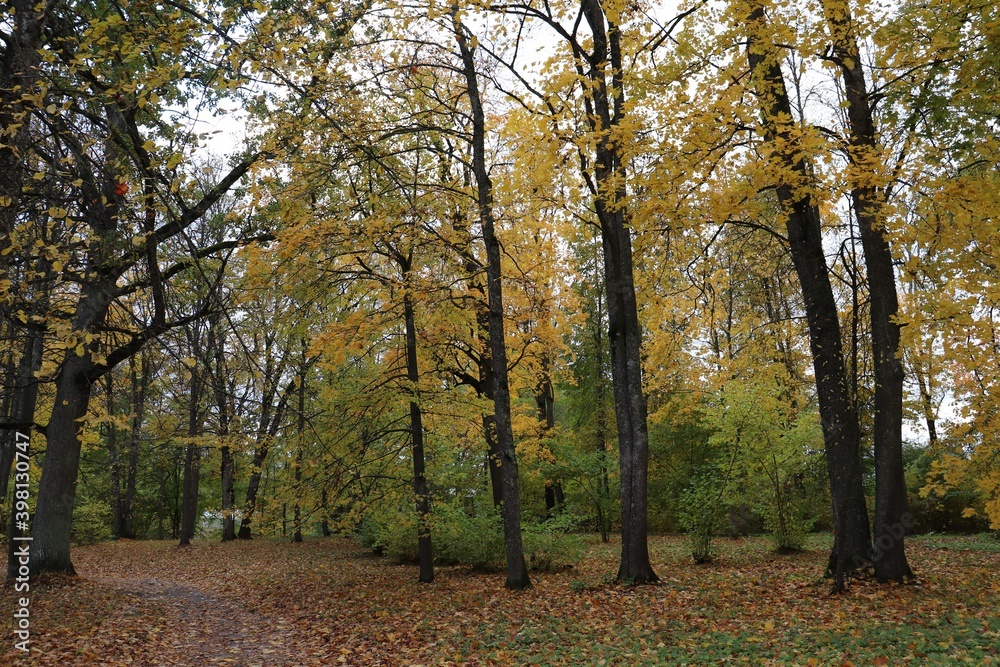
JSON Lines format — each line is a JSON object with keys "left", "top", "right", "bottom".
{"left": 358, "top": 502, "right": 584, "bottom": 571}
{"left": 72, "top": 499, "right": 113, "bottom": 545}
{"left": 523, "top": 512, "right": 585, "bottom": 571}
{"left": 679, "top": 469, "right": 727, "bottom": 563}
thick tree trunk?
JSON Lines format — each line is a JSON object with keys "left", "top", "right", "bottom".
{"left": 403, "top": 290, "right": 433, "bottom": 583}
{"left": 821, "top": 0, "right": 913, "bottom": 582}
{"left": 0, "top": 0, "right": 46, "bottom": 266}
{"left": 454, "top": 16, "right": 530, "bottom": 589}
{"left": 32, "top": 278, "right": 116, "bottom": 574}
{"left": 745, "top": 3, "right": 872, "bottom": 588}
{"left": 31, "top": 356, "right": 94, "bottom": 574}
{"left": 5, "top": 325, "right": 44, "bottom": 579}
{"left": 574, "top": 0, "right": 657, "bottom": 583}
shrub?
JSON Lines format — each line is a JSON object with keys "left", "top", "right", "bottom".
{"left": 678, "top": 469, "right": 727, "bottom": 563}
{"left": 72, "top": 500, "right": 113, "bottom": 545}
{"left": 358, "top": 503, "right": 584, "bottom": 571}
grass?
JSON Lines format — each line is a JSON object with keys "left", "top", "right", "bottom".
{"left": 2, "top": 532, "right": 999, "bottom": 665}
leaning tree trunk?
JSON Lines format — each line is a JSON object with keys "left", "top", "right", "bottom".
{"left": 745, "top": 2, "right": 872, "bottom": 588}
{"left": 454, "top": 14, "right": 530, "bottom": 589}
{"left": 238, "top": 383, "right": 290, "bottom": 539}
{"left": 821, "top": 0, "right": 913, "bottom": 582}
{"left": 31, "top": 282, "right": 115, "bottom": 575}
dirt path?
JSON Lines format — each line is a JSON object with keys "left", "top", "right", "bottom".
{"left": 84, "top": 572, "right": 297, "bottom": 666}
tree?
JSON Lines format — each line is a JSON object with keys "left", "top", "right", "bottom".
{"left": 453, "top": 10, "right": 531, "bottom": 589}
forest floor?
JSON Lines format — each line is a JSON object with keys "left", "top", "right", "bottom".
{"left": 2, "top": 533, "right": 1000, "bottom": 666}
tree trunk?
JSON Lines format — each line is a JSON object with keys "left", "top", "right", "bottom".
{"left": 239, "top": 380, "right": 291, "bottom": 539}
{"left": 454, "top": 15, "right": 530, "bottom": 589}
{"left": 32, "top": 274, "right": 118, "bottom": 574}
{"left": 119, "top": 354, "right": 149, "bottom": 539}
{"left": 179, "top": 365, "right": 203, "bottom": 547}
{"left": 403, "top": 289, "right": 433, "bottom": 583}
{"left": 744, "top": 2, "right": 872, "bottom": 588}
{"left": 574, "top": 0, "right": 657, "bottom": 583}
{"left": 5, "top": 324, "right": 44, "bottom": 579}
{"left": 210, "top": 318, "right": 236, "bottom": 542}
{"left": 0, "top": 0, "right": 46, "bottom": 266}
{"left": 821, "top": 0, "right": 913, "bottom": 582}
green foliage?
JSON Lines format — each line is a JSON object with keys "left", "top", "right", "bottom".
{"left": 358, "top": 502, "right": 584, "bottom": 572}
{"left": 678, "top": 468, "right": 728, "bottom": 563}
{"left": 72, "top": 499, "right": 114, "bottom": 546}
{"left": 705, "top": 375, "right": 826, "bottom": 552}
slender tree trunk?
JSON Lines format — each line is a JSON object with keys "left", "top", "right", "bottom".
{"left": 402, "top": 289, "right": 434, "bottom": 582}
{"left": 745, "top": 2, "right": 872, "bottom": 588}
{"left": 210, "top": 317, "right": 236, "bottom": 542}
{"left": 537, "top": 366, "right": 563, "bottom": 515}
{"left": 180, "top": 364, "right": 203, "bottom": 547}
{"left": 454, "top": 14, "right": 530, "bottom": 589}
{"left": 118, "top": 354, "right": 149, "bottom": 539}
{"left": 239, "top": 380, "right": 291, "bottom": 539}
{"left": 454, "top": 215, "right": 504, "bottom": 509}
{"left": 106, "top": 375, "right": 123, "bottom": 538}
{"left": 821, "top": 0, "right": 913, "bottom": 582}
{"left": 321, "top": 488, "right": 332, "bottom": 536}
{"left": 481, "top": 339, "right": 504, "bottom": 509}
{"left": 292, "top": 344, "right": 308, "bottom": 544}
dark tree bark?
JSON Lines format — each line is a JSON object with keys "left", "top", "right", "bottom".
{"left": 292, "top": 341, "right": 308, "bottom": 545}
{"left": 32, "top": 283, "right": 116, "bottom": 574}
{"left": 5, "top": 323, "right": 45, "bottom": 579}
{"left": 454, "top": 13, "right": 530, "bottom": 589}
{"left": 180, "top": 352, "right": 204, "bottom": 547}
{"left": 321, "top": 488, "right": 332, "bottom": 537}
{"left": 537, "top": 364, "right": 563, "bottom": 515}
{"left": 820, "top": 0, "right": 913, "bottom": 582}
{"left": 452, "top": 215, "right": 504, "bottom": 509}
{"left": 402, "top": 286, "right": 433, "bottom": 583}
{"left": 571, "top": 0, "right": 657, "bottom": 583}
{"left": 744, "top": 2, "right": 872, "bottom": 588}
{"left": 238, "top": 377, "right": 292, "bottom": 540}
{"left": 0, "top": 0, "right": 50, "bottom": 267}
{"left": 107, "top": 354, "right": 150, "bottom": 540}
{"left": 209, "top": 312, "right": 236, "bottom": 542}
